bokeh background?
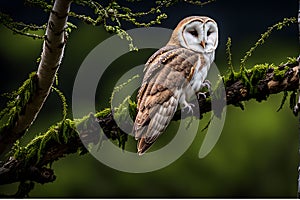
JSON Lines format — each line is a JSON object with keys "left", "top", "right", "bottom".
{"left": 0, "top": 0, "right": 299, "bottom": 197}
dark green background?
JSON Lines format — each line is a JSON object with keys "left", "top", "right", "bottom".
{"left": 0, "top": 0, "right": 299, "bottom": 197}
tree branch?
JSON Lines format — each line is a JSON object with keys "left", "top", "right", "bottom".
{"left": 0, "top": 58, "right": 298, "bottom": 185}
{"left": 0, "top": 0, "right": 72, "bottom": 155}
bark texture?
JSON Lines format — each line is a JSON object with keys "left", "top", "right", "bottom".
{"left": 0, "top": 0, "right": 72, "bottom": 155}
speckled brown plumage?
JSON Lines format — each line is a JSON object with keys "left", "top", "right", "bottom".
{"left": 134, "top": 16, "right": 219, "bottom": 155}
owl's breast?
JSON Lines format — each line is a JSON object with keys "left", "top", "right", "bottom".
{"left": 184, "top": 54, "right": 210, "bottom": 99}
{"left": 191, "top": 64, "right": 208, "bottom": 90}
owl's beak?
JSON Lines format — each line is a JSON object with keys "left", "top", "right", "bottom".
{"left": 200, "top": 40, "right": 206, "bottom": 48}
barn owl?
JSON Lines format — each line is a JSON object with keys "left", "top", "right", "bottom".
{"left": 134, "top": 16, "right": 219, "bottom": 155}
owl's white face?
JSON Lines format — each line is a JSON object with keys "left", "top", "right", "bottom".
{"left": 170, "top": 17, "right": 218, "bottom": 53}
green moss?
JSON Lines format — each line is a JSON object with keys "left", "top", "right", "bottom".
{"left": 249, "top": 64, "right": 268, "bottom": 84}
{"left": 223, "top": 71, "right": 239, "bottom": 87}
{"left": 273, "top": 65, "right": 289, "bottom": 81}
{"left": 287, "top": 57, "right": 298, "bottom": 64}
{"left": 240, "top": 69, "right": 251, "bottom": 88}
{"left": 227, "top": 18, "right": 297, "bottom": 100}
{"left": 222, "top": 57, "right": 297, "bottom": 107}
{"left": 10, "top": 55, "right": 298, "bottom": 168}
{"left": 51, "top": 86, "right": 68, "bottom": 120}
{"left": 13, "top": 119, "right": 79, "bottom": 166}
{"left": 225, "top": 37, "right": 234, "bottom": 74}
{"left": 248, "top": 64, "right": 270, "bottom": 95}
{"left": 128, "top": 98, "right": 137, "bottom": 120}
{"left": 0, "top": 72, "right": 38, "bottom": 136}
{"left": 0, "top": 71, "right": 70, "bottom": 164}
{"left": 94, "top": 108, "right": 111, "bottom": 118}
{"left": 11, "top": 105, "right": 130, "bottom": 166}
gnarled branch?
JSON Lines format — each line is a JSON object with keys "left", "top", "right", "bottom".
{"left": 0, "top": 58, "right": 298, "bottom": 186}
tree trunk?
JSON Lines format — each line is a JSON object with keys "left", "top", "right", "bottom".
{"left": 0, "top": 0, "right": 72, "bottom": 155}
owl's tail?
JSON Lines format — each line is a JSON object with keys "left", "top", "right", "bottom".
{"left": 137, "top": 138, "right": 152, "bottom": 156}
{"left": 134, "top": 95, "right": 179, "bottom": 155}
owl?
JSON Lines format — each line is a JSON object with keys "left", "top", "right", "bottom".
{"left": 134, "top": 16, "right": 219, "bottom": 155}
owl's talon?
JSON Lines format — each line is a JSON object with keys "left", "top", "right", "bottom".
{"left": 201, "top": 80, "right": 212, "bottom": 93}
{"left": 197, "top": 92, "right": 207, "bottom": 99}
{"left": 197, "top": 80, "right": 211, "bottom": 99}
{"left": 182, "top": 102, "right": 195, "bottom": 114}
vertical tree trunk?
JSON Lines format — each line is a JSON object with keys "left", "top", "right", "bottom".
{"left": 0, "top": 0, "right": 72, "bottom": 155}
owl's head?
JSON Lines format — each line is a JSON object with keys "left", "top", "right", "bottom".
{"left": 168, "top": 16, "right": 218, "bottom": 53}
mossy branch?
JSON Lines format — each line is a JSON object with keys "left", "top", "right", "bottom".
{"left": 0, "top": 57, "right": 298, "bottom": 186}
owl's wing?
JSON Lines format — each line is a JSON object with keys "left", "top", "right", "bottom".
{"left": 143, "top": 45, "right": 178, "bottom": 73}
{"left": 134, "top": 46, "right": 200, "bottom": 155}
{"left": 134, "top": 67, "right": 183, "bottom": 155}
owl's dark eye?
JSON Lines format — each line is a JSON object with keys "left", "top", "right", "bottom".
{"left": 188, "top": 30, "right": 198, "bottom": 37}
{"left": 207, "top": 30, "right": 213, "bottom": 36}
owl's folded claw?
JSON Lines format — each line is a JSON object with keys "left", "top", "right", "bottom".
{"left": 197, "top": 92, "right": 207, "bottom": 99}
{"left": 182, "top": 101, "right": 195, "bottom": 114}
{"left": 201, "top": 80, "right": 212, "bottom": 92}
{"left": 197, "top": 80, "right": 212, "bottom": 99}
